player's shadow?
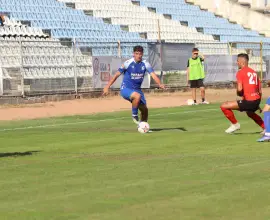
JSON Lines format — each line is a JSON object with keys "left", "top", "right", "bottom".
{"left": 0, "top": 151, "right": 41, "bottom": 158}
{"left": 233, "top": 131, "right": 261, "bottom": 135}
{"left": 151, "top": 127, "right": 187, "bottom": 132}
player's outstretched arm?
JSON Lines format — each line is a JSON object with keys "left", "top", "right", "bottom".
{"left": 150, "top": 72, "right": 165, "bottom": 89}
{"left": 103, "top": 71, "right": 121, "bottom": 95}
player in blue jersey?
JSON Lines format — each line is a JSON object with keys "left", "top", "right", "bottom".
{"left": 257, "top": 97, "right": 270, "bottom": 142}
{"left": 103, "top": 45, "right": 165, "bottom": 124}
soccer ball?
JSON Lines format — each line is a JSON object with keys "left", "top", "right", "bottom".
{"left": 187, "top": 99, "right": 194, "bottom": 106}
{"left": 138, "top": 122, "right": 150, "bottom": 134}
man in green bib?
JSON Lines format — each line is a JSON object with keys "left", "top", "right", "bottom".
{"left": 186, "top": 48, "right": 209, "bottom": 105}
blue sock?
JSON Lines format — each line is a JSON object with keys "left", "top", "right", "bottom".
{"left": 264, "top": 111, "right": 270, "bottom": 135}
{"left": 132, "top": 107, "right": 138, "bottom": 117}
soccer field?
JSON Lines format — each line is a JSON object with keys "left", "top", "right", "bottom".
{"left": 1, "top": 104, "right": 270, "bottom": 220}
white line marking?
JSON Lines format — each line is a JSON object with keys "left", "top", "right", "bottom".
{"left": 0, "top": 108, "right": 218, "bottom": 132}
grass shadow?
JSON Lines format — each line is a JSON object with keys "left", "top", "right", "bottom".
{"left": 0, "top": 151, "right": 41, "bottom": 158}
{"left": 233, "top": 132, "right": 261, "bottom": 135}
{"left": 151, "top": 127, "right": 187, "bottom": 132}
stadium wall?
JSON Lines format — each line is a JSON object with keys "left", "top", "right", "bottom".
{"left": 0, "top": 83, "right": 247, "bottom": 105}
{"left": 0, "top": 39, "right": 270, "bottom": 102}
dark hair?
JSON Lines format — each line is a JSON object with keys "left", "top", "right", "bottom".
{"left": 237, "top": 53, "right": 249, "bottom": 62}
{"left": 133, "top": 45, "right": 144, "bottom": 53}
{"left": 0, "top": 14, "right": 5, "bottom": 26}
{"left": 192, "top": 48, "right": 199, "bottom": 52}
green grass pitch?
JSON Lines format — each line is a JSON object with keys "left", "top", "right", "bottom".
{"left": 1, "top": 103, "right": 270, "bottom": 220}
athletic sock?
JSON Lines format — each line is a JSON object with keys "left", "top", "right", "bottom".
{"left": 132, "top": 107, "right": 138, "bottom": 117}
{"left": 264, "top": 112, "right": 270, "bottom": 136}
{"left": 220, "top": 107, "right": 238, "bottom": 124}
{"left": 248, "top": 112, "right": 265, "bottom": 129}
{"left": 194, "top": 100, "right": 197, "bottom": 104}
{"left": 202, "top": 98, "right": 205, "bottom": 102}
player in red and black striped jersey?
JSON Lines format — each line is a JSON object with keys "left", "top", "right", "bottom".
{"left": 220, "top": 53, "right": 265, "bottom": 134}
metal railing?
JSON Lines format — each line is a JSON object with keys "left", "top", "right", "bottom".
{"left": 0, "top": 39, "right": 269, "bottom": 96}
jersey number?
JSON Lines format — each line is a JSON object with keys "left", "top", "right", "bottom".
{"left": 248, "top": 72, "right": 258, "bottom": 85}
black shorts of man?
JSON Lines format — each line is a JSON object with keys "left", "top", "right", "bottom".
{"left": 186, "top": 48, "right": 209, "bottom": 105}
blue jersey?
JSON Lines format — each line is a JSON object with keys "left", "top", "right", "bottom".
{"left": 118, "top": 58, "right": 154, "bottom": 90}
{"left": 267, "top": 97, "right": 270, "bottom": 105}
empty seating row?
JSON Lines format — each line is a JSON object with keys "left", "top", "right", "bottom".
{"left": 148, "top": 32, "right": 214, "bottom": 41}
{"left": 31, "top": 20, "right": 122, "bottom": 31}
{"left": 0, "top": 38, "right": 93, "bottom": 74}
{"left": 61, "top": 0, "right": 216, "bottom": 43}
{"left": 128, "top": 24, "right": 197, "bottom": 33}
{"left": 0, "top": 0, "right": 65, "bottom": 7}
{"left": 2, "top": 5, "right": 84, "bottom": 15}
{"left": 220, "top": 35, "right": 270, "bottom": 43}
{"left": 51, "top": 29, "right": 141, "bottom": 40}
{"left": 22, "top": 46, "right": 73, "bottom": 56}
{"left": 22, "top": 56, "right": 73, "bottom": 67}
{"left": 91, "top": 46, "right": 149, "bottom": 57}
{"left": 9, "top": 12, "right": 101, "bottom": 23}
{"left": 0, "top": 56, "right": 20, "bottom": 68}
{"left": 0, "top": 26, "right": 48, "bottom": 38}
{"left": 22, "top": 67, "right": 92, "bottom": 79}
{"left": 203, "top": 28, "right": 259, "bottom": 36}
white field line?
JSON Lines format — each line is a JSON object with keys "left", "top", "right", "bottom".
{"left": 0, "top": 108, "right": 218, "bottom": 132}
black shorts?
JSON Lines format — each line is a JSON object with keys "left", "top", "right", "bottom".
{"left": 190, "top": 79, "right": 204, "bottom": 88}
{"left": 237, "top": 99, "right": 261, "bottom": 112}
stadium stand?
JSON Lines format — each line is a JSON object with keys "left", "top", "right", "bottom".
{"left": 0, "top": 0, "right": 149, "bottom": 57}
{"left": 138, "top": 0, "right": 270, "bottom": 42}
{"left": 0, "top": 38, "right": 93, "bottom": 90}
{"left": 58, "top": 0, "right": 268, "bottom": 70}
{"left": 0, "top": 0, "right": 142, "bottom": 41}
{"left": 0, "top": 0, "right": 269, "bottom": 93}
{"left": 232, "top": 0, "right": 270, "bottom": 12}
{"left": 63, "top": 0, "right": 215, "bottom": 42}
{"left": 0, "top": 11, "right": 92, "bottom": 90}
{"left": 59, "top": 0, "right": 234, "bottom": 64}
{"left": 187, "top": 0, "right": 270, "bottom": 37}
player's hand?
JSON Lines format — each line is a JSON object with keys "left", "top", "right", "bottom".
{"left": 102, "top": 86, "right": 109, "bottom": 96}
{"left": 159, "top": 84, "right": 166, "bottom": 89}
{"left": 198, "top": 52, "right": 204, "bottom": 59}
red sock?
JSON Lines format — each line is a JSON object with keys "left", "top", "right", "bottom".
{"left": 220, "top": 107, "right": 238, "bottom": 124}
{"left": 247, "top": 113, "right": 265, "bottom": 129}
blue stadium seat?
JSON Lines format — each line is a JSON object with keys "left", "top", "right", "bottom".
{"left": 139, "top": 0, "right": 269, "bottom": 43}
{"left": 1, "top": 0, "right": 145, "bottom": 49}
